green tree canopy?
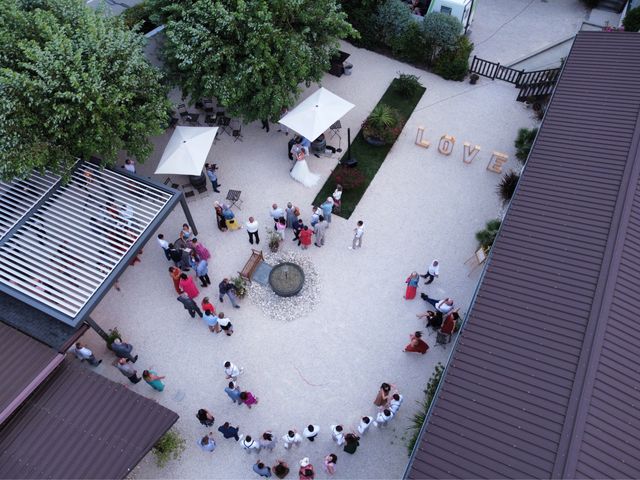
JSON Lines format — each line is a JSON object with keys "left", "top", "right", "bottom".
{"left": 153, "top": 0, "right": 356, "bottom": 123}
{"left": 0, "top": 0, "right": 169, "bottom": 180}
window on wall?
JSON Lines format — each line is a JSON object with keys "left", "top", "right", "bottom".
{"left": 440, "top": 6, "right": 452, "bottom": 15}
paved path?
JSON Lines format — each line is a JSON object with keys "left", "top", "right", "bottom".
{"left": 81, "top": 41, "right": 536, "bottom": 479}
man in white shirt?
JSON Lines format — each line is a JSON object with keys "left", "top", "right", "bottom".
{"left": 224, "top": 361, "right": 244, "bottom": 380}
{"left": 123, "top": 158, "right": 136, "bottom": 173}
{"left": 303, "top": 424, "right": 320, "bottom": 442}
{"left": 330, "top": 424, "right": 345, "bottom": 446}
{"left": 374, "top": 409, "right": 394, "bottom": 428}
{"left": 241, "top": 435, "right": 260, "bottom": 452}
{"left": 282, "top": 429, "right": 302, "bottom": 449}
{"left": 245, "top": 217, "right": 260, "bottom": 245}
{"left": 422, "top": 295, "right": 454, "bottom": 315}
{"left": 70, "top": 342, "right": 101, "bottom": 366}
{"left": 270, "top": 204, "right": 284, "bottom": 229}
{"left": 349, "top": 220, "right": 364, "bottom": 250}
{"left": 421, "top": 259, "right": 440, "bottom": 285}
{"left": 357, "top": 416, "right": 373, "bottom": 435}
{"left": 389, "top": 393, "right": 404, "bottom": 414}
{"left": 156, "top": 233, "right": 171, "bottom": 260}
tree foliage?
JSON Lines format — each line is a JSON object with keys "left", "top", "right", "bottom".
{"left": 514, "top": 127, "right": 538, "bottom": 163}
{"left": 153, "top": 0, "right": 357, "bottom": 123}
{"left": 422, "top": 11, "right": 463, "bottom": 60}
{"left": 622, "top": 6, "right": 640, "bottom": 32}
{"left": 0, "top": 0, "right": 169, "bottom": 180}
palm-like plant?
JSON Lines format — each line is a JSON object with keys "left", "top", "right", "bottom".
{"left": 497, "top": 171, "right": 520, "bottom": 205}
{"left": 362, "top": 104, "right": 401, "bottom": 144}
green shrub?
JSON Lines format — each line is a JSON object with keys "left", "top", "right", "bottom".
{"left": 343, "top": 5, "right": 381, "bottom": 48}
{"left": 623, "top": 7, "right": 640, "bottom": 32}
{"left": 422, "top": 11, "right": 463, "bottom": 61}
{"left": 406, "top": 363, "right": 444, "bottom": 455}
{"left": 432, "top": 36, "right": 473, "bottom": 81}
{"left": 362, "top": 104, "right": 403, "bottom": 144}
{"left": 392, "top": 20, "right": 428, "bottom": 63}
{"left": 375, "top": 0, "right": 413, "bottom": 48}
{"left": 497, "top": 171, "right": 520, "bottom": 205}
{"left": 475, "top": 219, "right": 501, "bottom": 250}
{"left": 514, "top": 127, "right": 538, "bottom": 163}
{"left": 122, "top": 2, "right": 157, "bottom": 33}
{"left": 153, "top": 429, "right": 186, "bottom": 468}
{"left": 394, "top": 73, "right": 423, "bottom": 96}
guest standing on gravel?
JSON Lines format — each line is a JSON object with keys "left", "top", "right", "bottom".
{"left": 310, "top": 206, "right": 320, "bottom": 227}
{"left": 303, "top": 424, "right": 320, "bottom": 442}
{"left": 323, "top": 454, "right": 338, "bottom": 475}
{"left": 203, "top": 309, "right": 220, "bottom": 333}
{"left": 202, "top": 297, "right": 216, "bottom": 314}
{"left": 349, "top": 220, "right": 364, "bottom": 250}
{"left": 177, "top": 293, "right": 203, "bottom": 318}
{"left": 320, "top": 197, "right": 333, "bottom": 225}
{"left": 421, "top": 295, "right": 454, "bottom": 315}
{"left": 330, "top": 425, "right": 345, "bottom": 446}
{"left": 240, "top": 391, "right": 259, "bottom": 409}
{"left": 285, "top": 202, "right": 297, "bottom": 228}
{"left": 241, "top": 435, "right": 261, "bottom": 453}
{"left": 357, "top": 416, "right": 373, "bottom": 435}
{"left": 298, "top": 458, "right": 315, "bottom": 479}
{"left": 142, "top": 369, "right": 165, "bottom": 391}
{"left": 313, "top": 216, "right": 327, "bottom": 247}
{"left": 169, "top": 266, "right": 181, "bottom": 294}
{"left": 70, "top": 342, "right": 102, "bottom": 367}
{"left": 224, "top": 381, "right": 243, "bottom": 403}
{"left": 179, "top": 273, "right": 199, "bottom": 299}
{"left": 259, "top": 431, "right": 277, "bottom": 450}
{"left": 404, "top": 272, "right": 420, "bottom": 300}
{"left": 198, "top": 433, "right": 217, "bottom": 452}
{"left": 217, "top": 312, "right": 234, "bottom": 336}
{"left": 218, "top": 421, "right": 241, "bottom": 441}
{"left": 224, "top": 361, "right": 244, "bottom": 380}
{"left": 246, "top": 217, "right": 260, "bottom": 245}
{"left": 282, "top": 430, "right": 302, "bottom": 449}
{"left": 157, "top": 234, "right": 171, "bottom": 261}
{"left": 214, "top": 201, "right": 228, "bottom": 231}
{"left": 343, "top": 433, "right": 360, "bottom": 454}
{"left": 111, "top": 338, "right": 138, "bottom": 363}
{"left": 332, "top": 185, "right": 342, "bottom": 212}
{"left": 421, "top": 259, "right": 440, "bottom": 285}
{"left": 219, "top": 278, "right": 240, "bottom": 308}
{"left": 404, "top": 331, "right": 429, "bottom": 354}
{"left": 273, "top": 460, "right": 290, "bottom": 479}
{"left": 197, "top": 408, "right": 215, "bottom": 427}
{"left": 253, "top": 460, "right": 272, "bottom": 478}
{"left": 292, "top": 219, "right": 304, "bottom": 244}
{"left": 374, "top": 382, "right": 394, "bottom": 408}
{"left": 192, "top": 237, "right": 211, "bottom": 261}
{"left": 299, "top": 226, "right": 312, "bottom": 249}
{"left": 113, "top": 358, "right": 141, "bottom": 383}
{"left": 191, "top": 252, "right": 211, "bottom": 287}
{"left": 374, "top": 408, "right": 395, "bottom": 427}
{"left": 270, "top": 204, "right": 284, "bottom": 229}
{"left": 205, "top": 163, "right": 221, "bottom": 192}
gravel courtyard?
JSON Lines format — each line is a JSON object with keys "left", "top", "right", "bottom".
{"left": 77, "top": 39, "right": 536, "bottom": 479}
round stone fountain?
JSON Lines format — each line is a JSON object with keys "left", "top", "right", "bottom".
{"left": 268, "top": 262, "right": 305, "bottom": 297}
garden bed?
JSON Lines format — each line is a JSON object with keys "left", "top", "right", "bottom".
{"left": 313, "top": 77, "right": 425, "bottom": 218}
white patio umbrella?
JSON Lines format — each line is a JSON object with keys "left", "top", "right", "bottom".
{"left": 279, "top": 87, "right": 354, "bottom": 141}
{"left": 154, "top": 126, "right": 218, "bottom": 176}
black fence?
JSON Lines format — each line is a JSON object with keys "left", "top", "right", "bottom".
{"left": 470, "top": 56, "right": 561, "bottom": 102}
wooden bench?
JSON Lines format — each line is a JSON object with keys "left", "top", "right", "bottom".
{"left": 239, "top": 249, "right": 264, "bottom": 283}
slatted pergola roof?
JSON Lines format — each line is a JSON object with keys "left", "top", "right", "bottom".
{"left": 0, "top": 161, "right": 181, "bottom": 327}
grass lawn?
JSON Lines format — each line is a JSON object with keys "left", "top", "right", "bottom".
{"left": 313, "top": 77, "right": 426, "bottom": 218}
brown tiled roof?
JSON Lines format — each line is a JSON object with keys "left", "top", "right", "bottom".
{"left": 406, "top": 31, "right": 640, "bottom": 479}
{"left": 0, "top": 322, "right": 63, "bottom": 424}
{"left": 0, "top": 358, "right": 179, "bottom": 479}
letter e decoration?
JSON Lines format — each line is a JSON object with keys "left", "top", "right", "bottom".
{"left": 438, "top": 135, "right": 455, "bottom": 155}
{"left": 487, "top": 152, "right": 509, "bottom": 174}
{"left": 463, "top": 142, "right": 481, "bottom": 164}
{"left": 415, "top": 127, "right": 430, "bottom": 148}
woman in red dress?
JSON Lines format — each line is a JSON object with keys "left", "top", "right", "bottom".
{"left": 179, "top": 273, "right": 200, "bottom": 299}
{"left": 404, "top": 331, "right": 429, "bottom": 354}
{"left": 299, "top": 226, "right": 313, "bottom": 249}
{"left": 169, "top": 267, "right": 181, "bottom": 294}
{"left": 404, "top": 271, "right": 420, "bottom": 299}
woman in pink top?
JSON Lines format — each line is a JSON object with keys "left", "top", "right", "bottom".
{"left": 240, "top": 391, "right": 259, "bottom": 409}
{"left": 179, "top": 273, "right": 199, "bottom": 299}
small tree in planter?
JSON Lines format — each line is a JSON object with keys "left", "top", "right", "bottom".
{"left": 394, "top": 73, "right": 424, "bottom": 96}
{"left": 153, "top": 429, "right": 186, "bottom": 468}
{"left": 230, "top": 275, "right": 248, "bottom": 298}
{"left": 106, "top": 327, "right": 122, "bottom": 350}
{"left": 497, "top": 171, "right": 520, "bottom": 205}
{"left": 361, "top": 104, "right": 403, "bottom": 145}
{"left": 265, "top": 229, "right": 281, "bottom": 253}
{"left": 475, "top": 219, "right": 501, "bottom": 250}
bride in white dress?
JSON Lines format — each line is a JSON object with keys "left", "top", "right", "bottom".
{"left": 290, "top": 149, "right": 319, "bottom": 188}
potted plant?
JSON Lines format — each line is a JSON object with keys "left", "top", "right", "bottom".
{"left": 153, "top": 429, "right": 186, "bottom": 468}
{"left": 267, "top": 229, "right": 281, "bottom": 252}
{"left": 230, "top": 276, "right": 247, "bottom": 299}
{"left": 361, "top": 104, "right": 402, "bottom": 146}
{"left": 475, "top": 219, "right": 502, "bottom": 250}
{"left": 105, "top": 327, "right": 122, "bottom": 350}
{"left": 469, "top": 73, "right": 479, "bottom": 84}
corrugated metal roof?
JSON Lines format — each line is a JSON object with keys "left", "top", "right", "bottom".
{"left": 0, "top": 358, "right": 179, "bottom": 479}
{"left": 0, "top": 322, "right": 63, "bottom": 424}
{"left": 0, "top": 161, "right": 178, "bottom": 326}
{"left": 406, "top": 31, "right": 640, "bottom": 479}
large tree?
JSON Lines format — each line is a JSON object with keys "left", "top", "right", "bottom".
{"left": 0, "top": 0, "right": 169, "bottom": 180}
{"left": 154, "top": 0, "right": 356, "bottom": 123}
